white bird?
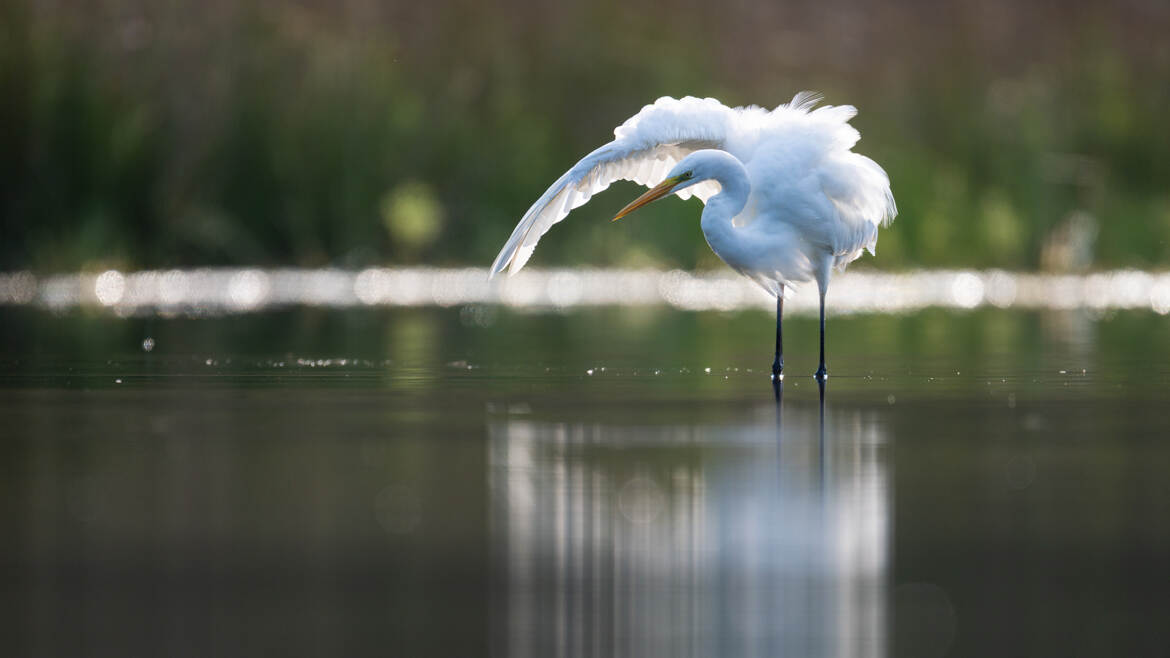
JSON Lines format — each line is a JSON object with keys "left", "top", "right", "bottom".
{"left": 490, "top": 92, "right": 896, "bottom": 380}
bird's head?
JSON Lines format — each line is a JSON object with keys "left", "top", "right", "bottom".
{"left": 612, "top": 153, "right": 712, "bottom": 221}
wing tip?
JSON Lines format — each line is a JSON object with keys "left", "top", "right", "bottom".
{"left": 488, "top": 245, "right": 515, "bottom": 279}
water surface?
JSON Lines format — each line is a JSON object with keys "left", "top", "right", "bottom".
{"left": 1, "top": 306, "right": 1168, "bottom": 657}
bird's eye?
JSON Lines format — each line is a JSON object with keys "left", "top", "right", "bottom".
{"left": 683, "top": 171, "right": 693, "bottom": 179}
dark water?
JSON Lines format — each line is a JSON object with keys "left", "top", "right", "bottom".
{"left": 1, "top": 306, "right": 1168, "bottom": 657}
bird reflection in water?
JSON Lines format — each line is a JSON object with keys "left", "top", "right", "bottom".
{"left": 487, "top": 381, "right": 889, "bottom": 657}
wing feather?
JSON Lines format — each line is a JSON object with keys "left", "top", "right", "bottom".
{"left": 818, "top": 152, "right": 898, "bottom": 261}
{"left": 490, "top": 97, "right": 735, "bottom": 276}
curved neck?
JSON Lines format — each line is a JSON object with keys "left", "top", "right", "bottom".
{"left": 695, "top": 152, "right": 750, "bottom": 239}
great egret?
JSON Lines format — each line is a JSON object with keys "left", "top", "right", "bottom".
{"left": 490, "top": 92, "right": 896, "bottom": 380}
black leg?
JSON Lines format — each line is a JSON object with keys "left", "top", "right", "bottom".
{"left": 771, "top": 291, "right": 784, "bottom": 380}
{"left": 814, "top": 290, "right": 827, "bottom": 380}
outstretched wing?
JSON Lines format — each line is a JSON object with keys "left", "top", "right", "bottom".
{"left": 490, "top": 97, "right": 737, "bottom": 276}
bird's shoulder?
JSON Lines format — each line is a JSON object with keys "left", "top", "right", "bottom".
{"left": 612, "top": 96, "right": 741, "bottom": 149}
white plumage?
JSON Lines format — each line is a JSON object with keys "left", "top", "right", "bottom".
{"left": 490, "top": 92, "right": 897, "bottom": 379}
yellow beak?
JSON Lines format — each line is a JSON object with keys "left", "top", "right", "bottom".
{"left": 613, "top": 174, "right": 686, "bottom": 221}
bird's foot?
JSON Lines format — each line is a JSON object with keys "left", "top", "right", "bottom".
{"left": 814, "top": 366, "right": 828, "bottom": 381}
{"left": 771, "top": 358, "right": 783, "bottom": 381}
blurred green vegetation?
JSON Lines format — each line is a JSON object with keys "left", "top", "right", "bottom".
{"left": 2, "top": 0, "right": 1169, "bottom": 272}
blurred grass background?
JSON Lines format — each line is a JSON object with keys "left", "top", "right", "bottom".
{"left": 2, "top": 0, "right": 1168, "bottom": 273}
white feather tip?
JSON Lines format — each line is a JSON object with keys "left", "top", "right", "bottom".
{"left": 785, "top": 91, "right": 824, "bottom": 112}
